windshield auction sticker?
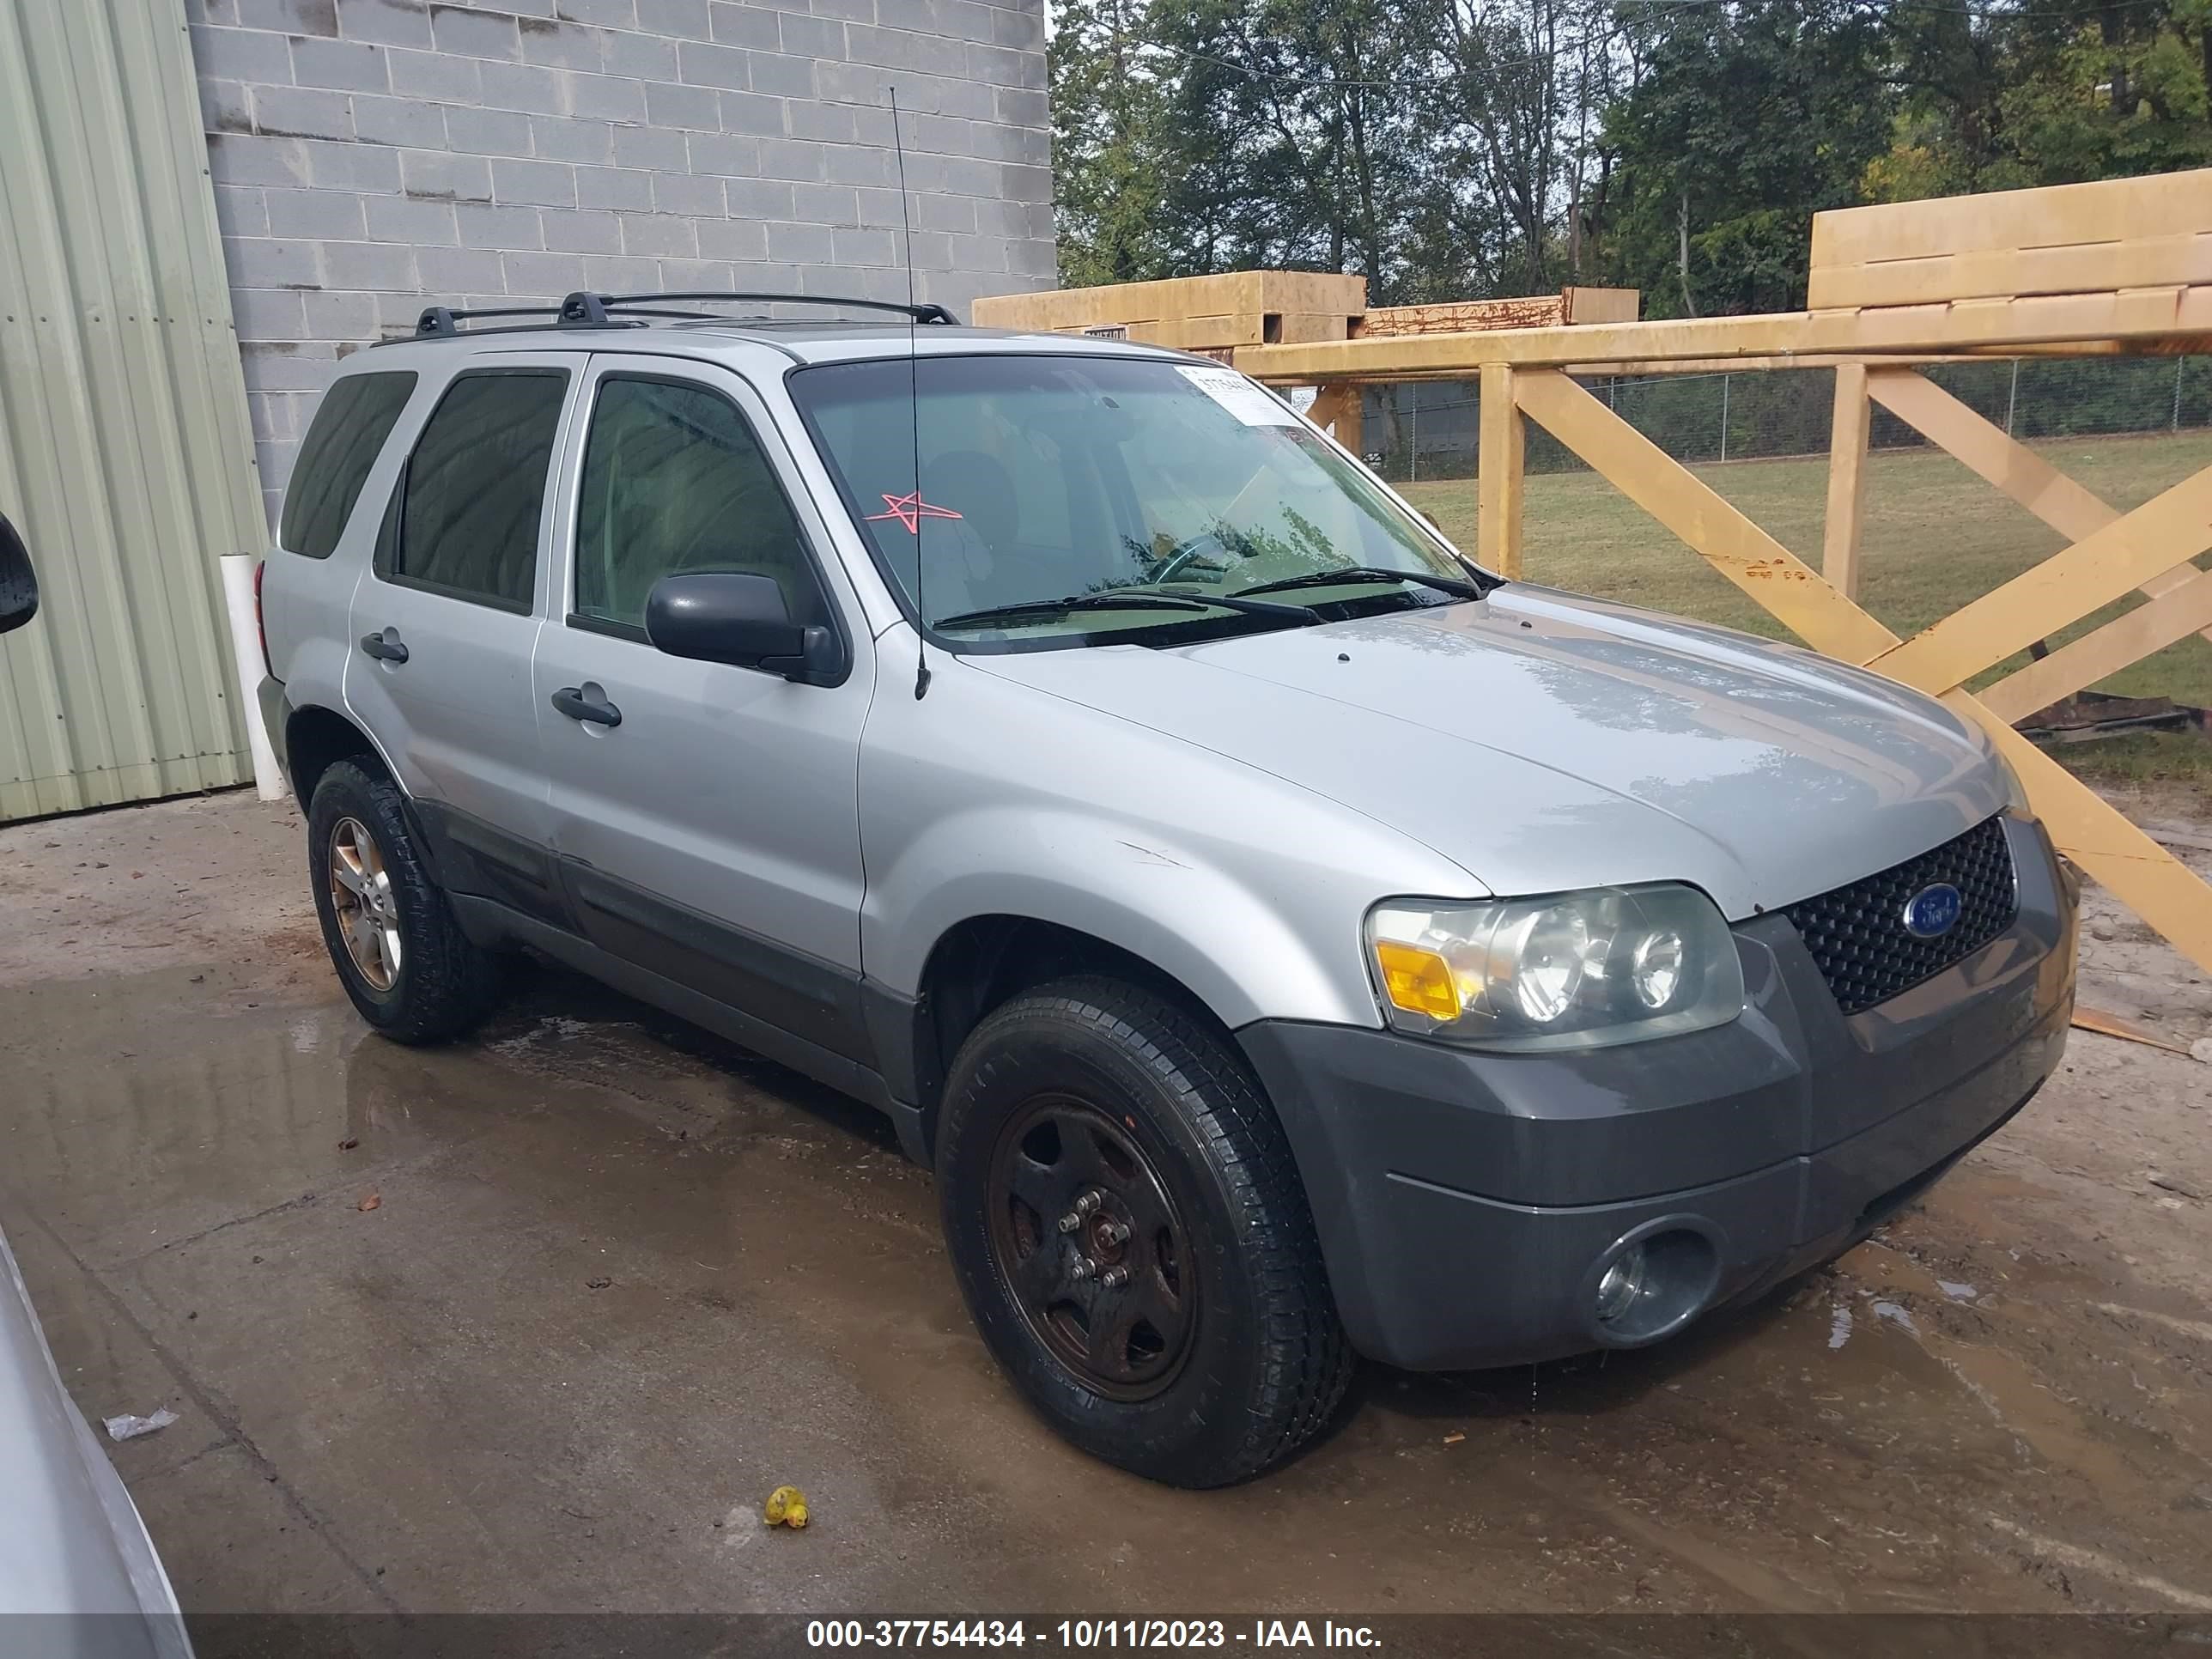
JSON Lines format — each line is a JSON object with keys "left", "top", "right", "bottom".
{"left": 1177, "top": 365, "right": 1302, "bottom": 427}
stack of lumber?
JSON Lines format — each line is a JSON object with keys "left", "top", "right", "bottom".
{"left": 971, "top": 276, "right": 1641, "bottom": 357}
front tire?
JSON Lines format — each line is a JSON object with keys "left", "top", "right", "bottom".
{"left": 307, "top": 760, "right": 501, "bottom": 1044}
{"left": 937, "top": 975, "right": 1351, "bottom": 1486}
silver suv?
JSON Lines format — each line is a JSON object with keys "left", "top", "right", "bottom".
{"left": 256, "top": 290, "right": 2077, "bottom": 1487}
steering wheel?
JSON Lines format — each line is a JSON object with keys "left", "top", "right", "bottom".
{"left": 1152, "top": 530, "right": 1237, "bottom": 585}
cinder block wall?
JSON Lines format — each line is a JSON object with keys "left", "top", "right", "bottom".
{"left": 185, "top": 0, "right": 1055, "bottom": 528}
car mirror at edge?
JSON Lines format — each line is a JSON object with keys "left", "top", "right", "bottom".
{"left": 0, "top": 511, "right": 37, "bottom": 636}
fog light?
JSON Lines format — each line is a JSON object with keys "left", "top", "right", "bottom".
{"left": 1584, "top": 1225, "right": 1723, "bottom": 1346}
{"left": 1595, "top": 1244, "right": 1648, "bottom": 1324}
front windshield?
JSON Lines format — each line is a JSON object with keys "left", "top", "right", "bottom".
{"left": 787, "top": 354, "right": 1480, "bottom": 647}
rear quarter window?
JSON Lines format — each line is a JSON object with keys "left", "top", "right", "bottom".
{"left": 279, "top": 372, "right": 417, "bottom": 559}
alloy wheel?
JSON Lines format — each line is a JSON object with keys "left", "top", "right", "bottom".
{"left": 327, "top": 815, "right": 402, "bottom": 992}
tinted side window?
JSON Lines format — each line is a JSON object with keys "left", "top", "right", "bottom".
{"left": 280, "top": 372, "right": 416, "bottom": 559}
{"left": 574, "top": 376, "right": 820, "bottom": 631}
{"left": 378, "top": 369, "right": 568, "bottom": 610}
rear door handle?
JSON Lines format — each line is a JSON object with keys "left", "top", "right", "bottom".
{"left": 359, "top": 629, "right": 409, "bottom": 664}
{"left": 550, "top": 684, "right": 622, "bottom": 727}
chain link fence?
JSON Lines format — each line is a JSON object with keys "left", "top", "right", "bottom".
{"left": 1352, "top": 356, "right": 2212, "bottom": 484}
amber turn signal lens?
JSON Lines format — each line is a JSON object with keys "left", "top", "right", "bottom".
{"left": 1375, "top": 940, "right": 1460, "bottom": 1020}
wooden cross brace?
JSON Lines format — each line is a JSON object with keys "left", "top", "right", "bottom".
{"left": 1856, "top": 368, "right": 2212, "bottom": 723}
{"left": 1498, "top": 364, "right": 2212, "bottom": 978}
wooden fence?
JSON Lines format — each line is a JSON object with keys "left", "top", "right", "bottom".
{"left": 979, "top": 168, "right": 2212, "bottom": 981}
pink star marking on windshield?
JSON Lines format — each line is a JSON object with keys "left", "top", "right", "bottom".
{"left": 865, "top": 491, "right": 964, "bottom": 534}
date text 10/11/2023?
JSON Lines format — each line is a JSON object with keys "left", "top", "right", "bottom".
{"left": 805, "top": 1621, "right": 1383, "bottom": 1649}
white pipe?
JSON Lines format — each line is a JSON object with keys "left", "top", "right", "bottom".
{"left": 219, "top": 553, "right": 286, "bottom": 802}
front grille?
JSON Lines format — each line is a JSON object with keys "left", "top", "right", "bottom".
{"left": 1780, "top": 815, "right": 2018, "bottom": 1016}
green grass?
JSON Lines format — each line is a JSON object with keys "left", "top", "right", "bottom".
{"left": 1401, "top": 428, "right": 2212, "bottom": 786}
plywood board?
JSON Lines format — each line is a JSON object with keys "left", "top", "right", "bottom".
{"left": 1563, "top": 287, "right": 1640, "bottom": 325}
{"left": 1274, "top": 312, "right": 1355, "bottom": 344}
{"left": 1814, "top": 234, "right": 2212, "bottom": 311}
{"left": 971, "top": 272, "right": 1367, "bottom": 338}
{"left": 1143, "top": 315, "right": 1267, "bottom": 349}
{"left": 1810, "top": 169, "right": 2212, "bottom": 274}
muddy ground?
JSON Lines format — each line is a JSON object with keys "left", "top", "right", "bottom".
{"left": 1, "top": 787, "right": 2208, "bottom": 1620}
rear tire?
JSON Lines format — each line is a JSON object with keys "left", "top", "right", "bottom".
{"left": 937, "top": 975, "right": 1351, "bottom": 1487}
{"left": 307, "top": 760, "right": 501, "bottom": 1044}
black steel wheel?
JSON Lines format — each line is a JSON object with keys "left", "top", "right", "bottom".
{"left": 988, "top": 1094, "right": 1195, "bottom": 1401}
{"left": 938, "top": 975, "right": 1351, "bottom": 1487}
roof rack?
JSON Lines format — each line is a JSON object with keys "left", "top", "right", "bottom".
{"left": 402, "top": 289, "right": 960, "bottom": 342}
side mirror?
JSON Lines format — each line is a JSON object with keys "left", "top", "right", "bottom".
{"left": 645, "top": 571, "right": 843, "bottom": 685}
{"left": 0, "top": 511, "right": 36, "bottom": 636}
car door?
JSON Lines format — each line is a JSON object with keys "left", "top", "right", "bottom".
{"left": 346, "top": 356, "right": 579, "bottom": 925}
{"left": 532, "top": 354, "right": 877, "bottom": 1061}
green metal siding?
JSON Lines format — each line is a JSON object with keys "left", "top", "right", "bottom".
{"left": 0, "top": 0, "right": 264, "bottom": 820}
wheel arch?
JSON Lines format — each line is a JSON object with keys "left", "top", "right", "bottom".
{"left": 896, "top": 912, "right": 1267, "bottom": 1159}
{"left": 285, "top": 702, "right": 391, "bottom": 806}
{"left": 283, "top": 703, "right": 464, "bottom": 900}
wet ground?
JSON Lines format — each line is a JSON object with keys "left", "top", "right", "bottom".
{"left": 2, "top": 790, "right": 2209, "bottom": 1618}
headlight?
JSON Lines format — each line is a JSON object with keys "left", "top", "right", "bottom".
{"left": 1366, "top": 884, "right": 1746, "bottom": 1051}
{"left": 1994, "top": 748, "right": 2035, "bottom": 820}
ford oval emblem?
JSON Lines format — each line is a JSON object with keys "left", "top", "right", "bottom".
{"left": 1902, "top": 882, "right": 1963, "bottom": 939}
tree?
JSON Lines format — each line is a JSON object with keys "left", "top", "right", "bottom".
{"left": 1596, "top": 0, "right": 1894, "bottom": 317}
{"left": 1050, "top": 0, "right": 1176, "bottom": 286}
{"left": 1145, "top": 0, "right": 1428, "bottom": 296}
{"left": 1401, "top": 0, "right": 1620, "bottom": 297}
{"left": 1042, "top": 0, "right": 2212, "bottom": 312}
{"left": 1867, "top": 0, "right": 2212, "bottom": 203}
{"left": 1992, "top": 4, "right": 2212, "bottom": 185}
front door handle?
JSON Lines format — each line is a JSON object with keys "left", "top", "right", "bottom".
{"left": 550, "top": 683, "right": 622, "bottom": 727}
{"left": 359, "top": 628, "right": 409, "bottom": 664}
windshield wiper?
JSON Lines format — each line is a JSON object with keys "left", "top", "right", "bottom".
{"left": 1232, "top": 565, "right": 1494, "bottom": 601}
{"left": 932, "top": 588, "right": 1316, "bottom": 631}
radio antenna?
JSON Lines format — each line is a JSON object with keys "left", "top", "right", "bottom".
{"left": 890, "top": 87, "right": 930, "bottom": 701}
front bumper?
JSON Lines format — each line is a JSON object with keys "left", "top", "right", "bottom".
{"left": 1238, "top": 816, "right": 2076, "bottom": 1371}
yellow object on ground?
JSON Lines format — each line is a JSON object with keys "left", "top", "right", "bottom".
{"left": 763, "top": 1486, "right": 809, "bottom": 1529}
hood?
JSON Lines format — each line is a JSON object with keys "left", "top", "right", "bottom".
{"left": 970, "top": 585, "right": 2004, "bottom": 920}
